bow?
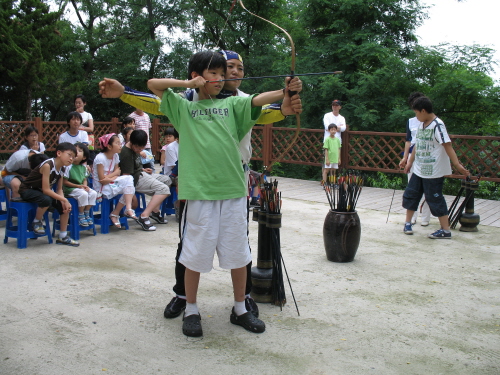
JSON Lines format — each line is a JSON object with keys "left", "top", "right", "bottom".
{"left": 236, "top": 0, "right": 301, "bottom": 173}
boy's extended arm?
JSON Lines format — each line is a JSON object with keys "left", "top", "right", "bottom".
{"left": 443, "top": 143, "right": 469, "bottom": 176}
{"left": 147, "top": 78, "right": 203, "bottom": 100}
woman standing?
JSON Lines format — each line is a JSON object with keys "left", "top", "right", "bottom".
{"left": 74, "top": 94, "right": 94, "bottom": 150}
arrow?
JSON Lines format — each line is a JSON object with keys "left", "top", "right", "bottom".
{"left": 207, "top": 71, "right": 343, "bottom": 83}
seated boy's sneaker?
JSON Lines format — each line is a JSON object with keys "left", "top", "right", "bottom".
{"left": 230, "top": 308, "right": 265, "bottom": 333}
{"left": 149, "top": 211, "right": 167, "bottom": 224}
{"left": 428, "top": 229, "right": 451, "bottom": 239}
{"left": 137, "top": 216, "right": 156, "bottom": 231}
{"left": 85, "top": 214, "right": 93, "bottom": 225}
{"left": 164, "top": 296, "right": 186, "bottom": 319}
{"left": 33, "top": 222, "right": 46, "bottom": 235}
{"left": 403, "top": 223, "right": 413, "bottom": 235}
{"left": 245, "top": 296, "right": 259, "bottom": 318}
{"left": 56, "top": 236, "right": 80, "bottom": 247}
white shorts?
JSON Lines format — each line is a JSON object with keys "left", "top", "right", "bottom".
{"left": 324, "top": 163, "right": 338, "bottom": 169}
{"left": 179, "top": 197, "right": 251, "bottom": 273}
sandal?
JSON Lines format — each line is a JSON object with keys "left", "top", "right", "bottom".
{"left": 182, "top": 313, "right": 202, "bottom": 337}
{"left": 124, "top": 209, "right": 138, "bottom": 221}
{"left": 109, "top": 213, "right": 121, "bottom": 228}
{"left": 230, "top": 308, "right": 265, "bottom": 333}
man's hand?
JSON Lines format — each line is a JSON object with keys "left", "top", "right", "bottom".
{"left": 287, "top": 77, "right": 302, "bottom": 94}
{"left": 399, "top": 158, "right": 407, "bottom": 169}
{"left": 99, "top": 78, "right": 125, "bottom": 98}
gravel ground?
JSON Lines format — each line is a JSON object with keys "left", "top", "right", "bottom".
{"left": 1, "top": 197, "right": 499, "bottom": 375}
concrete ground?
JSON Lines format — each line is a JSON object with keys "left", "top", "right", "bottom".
{"left": 1, "top": 186, "right": 499, "bottom": 374}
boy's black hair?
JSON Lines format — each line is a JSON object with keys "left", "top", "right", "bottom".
{"left": 121, "top": 126, "right": 134, "bottom": 138}
{"left": 122, "top": 116, "right": 135, "bottom": 128}
{"left": 407, "top": 92, "right": 425, "bottom": 108}
{"left": 74, "top": 142, "right": 89, "bottom": 165}
{"left": 328, "top": 123, "right": 338, "bottom": 131}
{"left": 164, "top": 127, "right": 179, "bottom": 139}
{"left": 187, "top": 51, "right": 227, "bottom": 80}
{"left": 74, "top": 94, "right": 87, "bottom": 104}
{"left": 67, "top": 111, "right": 83, "bottom": 126}
{"left": 28, "top": 153, "right": 49, "bottom": 170}
{"left": 56, "top": 142, "right": 78, "bottom": 155}
{"left": 412, "top": 96, "right": 434, "bottom": 113}
{"left": 130, "top": 129, "right": 148, "bottom": 147}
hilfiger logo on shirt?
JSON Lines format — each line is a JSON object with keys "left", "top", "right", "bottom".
{"left": 191, "top": 108, "right": 229, "bottom": 118}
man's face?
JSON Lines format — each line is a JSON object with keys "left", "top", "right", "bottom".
{"left": 332, "top": 104, "right": 341, "bottom": 114}
{"left": 223, "top": 58, "right": 244, "bottom": 92}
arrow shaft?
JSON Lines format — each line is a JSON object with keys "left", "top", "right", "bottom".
{"left": 207, "top": 71, "right": 342, "bottom": 83}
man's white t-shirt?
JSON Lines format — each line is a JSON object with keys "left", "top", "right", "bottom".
{"left": 413, "top": 117, "right": 452, "bottom": 179}
{"left": 323, "top": 112, "right": 346, "bottom": 143}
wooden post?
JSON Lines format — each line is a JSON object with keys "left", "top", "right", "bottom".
{"left": 34, "top": 117, "right": 43, "bottom": 142}
{"left": 263, "top": 123, "right": 273, "bottom": 171}
{"left": 111, "top": 117, "right": 120, "bottom": 135}
{"left": 152, "top": 118, "right": 160, "bottom": 160}
{"left": 341, "top": 128, "right": 349, "bottom": 168}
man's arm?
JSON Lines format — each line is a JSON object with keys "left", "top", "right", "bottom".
{"left": 399, "top": 141, "right": 411, "bottom": 169}
{"left": 99, "top": 78, "right": 164, "bottom": 116}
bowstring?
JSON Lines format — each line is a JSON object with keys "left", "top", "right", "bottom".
{"left": 203, "top": 0, "right": 246, "bottom": 166}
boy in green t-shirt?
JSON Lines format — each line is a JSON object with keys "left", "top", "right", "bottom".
{"left": 147, "top": 50, "right": 301, "bottom": 337}
{"left": 323, "top": 123, "right": 341, "bottom": 183}
{"left": 63, "top": 142, "right": 97, "bottom": 226}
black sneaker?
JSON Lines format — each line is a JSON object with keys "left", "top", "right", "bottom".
{"left": 230, "top": 308, "right": 265, "bottom": 333}
{"left": 245, "top": 296, "right": 259, "bottom": 318}
{"left": 137, "top": 216, "right": 156, "bottom": 231}
{"left": 149, "top": 211, "right": 167, "bottom": 224}
{"left": 182, "top": 313, "right": 202, "bottom": 337}
{"left": 164, "top": 296, "right": 186, "bottom": 319}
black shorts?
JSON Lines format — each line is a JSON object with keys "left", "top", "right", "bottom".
{"left": 19, "top": 189, "right": 64, "bottom": 214}
{"left": 402, "top": 174, "right": 448, "bottom": 217}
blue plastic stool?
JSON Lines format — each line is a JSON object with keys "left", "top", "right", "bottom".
{"left": 161, "top": 188, "right": 177, "bottom": 217}
{"left": 134, "top": 192, "right": 148, "bottom": 218}
{"left": 52, "top": 198, "right": 96, "bottom": 241}
{"left": 4, "top": 201, "right": 53, "bottom": 249}
{"left": 93, "top": 195, "right": 129, "bottom": 234}
{"left": 0, "top": 187, "right": 8, "bottom": 222}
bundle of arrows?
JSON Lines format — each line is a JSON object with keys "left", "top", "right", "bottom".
{"left": 323, "top": 170, "right": 364, "bottom": 212}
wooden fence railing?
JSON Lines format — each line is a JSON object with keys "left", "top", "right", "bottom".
{"left": 1, "top": 118, "right": 499, "bottom": 182}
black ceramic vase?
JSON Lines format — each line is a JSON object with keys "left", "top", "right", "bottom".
{"left": 323, "top": 210, "right": 361, "bottom": 262}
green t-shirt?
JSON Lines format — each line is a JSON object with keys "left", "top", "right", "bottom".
{"left": 63, "top": 164, "right": 87, "bottom": 195}
{"left": 159, "top": 88, "right": 261, "bottom": 200}
{"left": 119, "top": 145, "right": 143, "bottom": 186}
{"left": 323, "top": 136, "right": 341, "bottom": 164}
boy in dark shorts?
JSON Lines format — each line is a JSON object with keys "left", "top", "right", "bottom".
{"left": 19, "top": 142, "right": 80, "bottom": 246}
{"left": 403, "top": 96, "right": 469, "bottom": 239}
